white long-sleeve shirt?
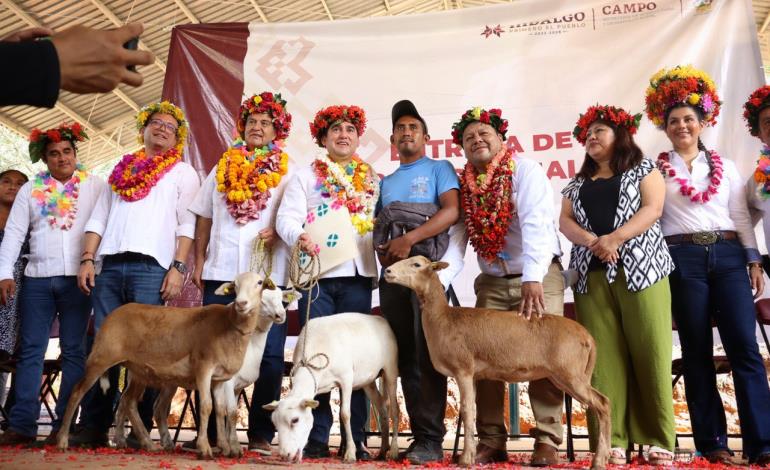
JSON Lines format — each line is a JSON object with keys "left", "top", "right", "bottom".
{"left": 276, "top": 165, "right": 378, "bottom": 279}
{"left": 468, "top": 156, "right": 562, "bottom": 283}
{"left": 188, "top": 166, "right": 291, "bottom": 286}
{"left": 0, "top": 174, "right": 107, "bottom": 279}
{"left": 85, "top": 161, "right": 200, "bottom": 269}
{"left": 660, "top": 150, "right": 760, "bottom": 261}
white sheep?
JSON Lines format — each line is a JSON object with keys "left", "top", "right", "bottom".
{"left": 264, "top": 312, "right": 400, "bottom": 463}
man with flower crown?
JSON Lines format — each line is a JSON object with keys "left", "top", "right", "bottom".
{"left": 276, "top": 104, "right": 379, "bottom": 461}
{"left": 744, "top": 85, "right": 770, "bottom": 278}
{"left": 0, "top": 123, "right": 107, "bottom": 446}
{"left": 452, "top": 107, "right": 564, "bottom": 466}
{"left": 185, "top": 91, "right": 292, "bottom": 455}
{"left": 72, "top": 101, "right": 200, "bottom": 447}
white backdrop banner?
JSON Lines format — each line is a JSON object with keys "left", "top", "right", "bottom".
{"left": 241, "top": 0, "right": 763, "bottom": 305}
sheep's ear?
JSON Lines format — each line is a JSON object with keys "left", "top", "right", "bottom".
{"left": 301, "top": 399, "right": 319, "bottom": 409}
{"left": 430, "top": 261, "right": 449, "bottom": 271}
{"left": 283, "top": 289, "right": 301, "bottom": 303}
{"left": 215, "top": 282, "right": 234, "bottom": 295}
{"left": 262, "top": 400, "right": 280, "bottom": 411}
{"left": 264, "top": 278, "right": 276, "bottom": 290}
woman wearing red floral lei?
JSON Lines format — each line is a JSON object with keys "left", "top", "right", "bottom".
{"left": 647, "top": 66, "right": 770, "bottom": 467}
{"left": 561, "top": 105, "right": 675, "bottom": 465}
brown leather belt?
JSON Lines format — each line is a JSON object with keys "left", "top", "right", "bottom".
{"left": 664, "top": 230, "right": 737, "bottom": 246}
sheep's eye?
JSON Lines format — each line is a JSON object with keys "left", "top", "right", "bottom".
{"left": 291, "top": 417, "right": 299, "bottom": 425}
{"left": 258, "top": 280, "right": 263, "bottom": 285}
{"left": 413, "top": 263, "right": 420, "bottom": 267}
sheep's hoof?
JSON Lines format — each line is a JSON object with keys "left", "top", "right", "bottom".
{"left": 223, "top": 445, "right": 243, "bottom": 458}
{"left": 343, "top": 450, "right": 357, "bottom": 463}
{"left": 144, "top": 442, "right": 161, "bottom": 452}
{"left": 385, "top": 447, "right": 400, "bottom": 461}
{"left": 458, "top": 451, "right": 474, "bottom": 467}
{"left": 198, "top": 445, "right": 215, "bottom": 460}
{"left": 55, "top": 436, "right": 69, "bottom": 452}
{"left": 114, "top": 439, "right": 127, "bottom": 449}
{"left": 160, "top": 437, "right": 174, "bottom": 451}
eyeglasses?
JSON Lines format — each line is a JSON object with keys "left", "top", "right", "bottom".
{"left": 147, "top": 119, "right": 178, "bottom": 134}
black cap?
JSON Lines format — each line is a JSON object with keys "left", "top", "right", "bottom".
{"left": 391, "top": 99, "right": 428, "bottom": 133}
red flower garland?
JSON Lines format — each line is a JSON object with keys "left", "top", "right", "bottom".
{"left": 743, "top": 85, "right": 770, "bottom": 137}
{"left": 656, "top": 150, "right": 723, "bottom": 203}
{"left": 461, "top": 148, "right": 515, "bottom": 262}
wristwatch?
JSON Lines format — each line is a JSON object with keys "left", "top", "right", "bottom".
{"left": 171, "top": 260, "right": 188, "bottom": 274}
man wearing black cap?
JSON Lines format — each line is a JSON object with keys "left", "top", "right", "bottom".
{"left": 376, "top": 99, "right": 463, "bottom": 464}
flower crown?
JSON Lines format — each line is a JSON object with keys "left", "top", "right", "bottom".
{"left": 743, "top": 86, "right": 770, "bottom": 137}
{"left": 573, "top": 105, "right": 642, "bottom": 145}
{"left": 237, "top": 92, "right": 292, "bottom": 141}
{"left": 451, "top": 107, "right": 509, "bottom": 145}
{"left": 28, "top": 122, "right": 88, "bottom": 163}
{"left": 644, "top": 65, "right": 721, "bottom": 128}
{"left": 136, "top": 100, "right": 188, "bottom": 151}
{"left": 309, "top": 105, "right": 367, "bottom": 147}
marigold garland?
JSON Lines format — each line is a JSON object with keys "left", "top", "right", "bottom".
{"left": 215, "top": 139, "right": 289, "bottom": 224}
{"left": 573, "top": 105, "right": 642, "bottom": 145}
{"left": 645, "top": 65, "right": 721, "bottom": 128}
{"left": 109, "top": 147, "right": 182, "bottom": 202}
{"left": 657, "top": 150, "right": 723, "bottom": 204}
{"left": 30, "top": 163, "right": 88, "bottom": 230}
{"left": 312, "top": 151, "right": 379, "bottom": 235}
{"left": 743, "top": 86, "right": 770, "bottom": 137}
{"left": 461, "top": 147, "right": 516, "bottom": 262}
{"left": 754, "top": 146, "right": 770, "bottom": 200}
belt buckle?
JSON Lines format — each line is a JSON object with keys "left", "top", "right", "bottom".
{"left": 692, "top": 231, "right": 718, "bottom": 245}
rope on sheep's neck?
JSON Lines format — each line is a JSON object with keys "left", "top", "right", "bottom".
{"left": 291, "top": 352, "right": 329, "bottom": 394}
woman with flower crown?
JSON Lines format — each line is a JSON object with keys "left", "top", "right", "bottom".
{"left": 276, "top": 104, "right": 379, "bottom": 461}
{"left": 186, "top": 91, "right": 292, "bottom": 455}
{"left": 560, "top": 105, "right": 675, "bottom": 465}
{"left": 646, "top": 66, "right": 770, "bottom": 466}
{"left": 0, "top": 123, "right": 108, "bottom": 446}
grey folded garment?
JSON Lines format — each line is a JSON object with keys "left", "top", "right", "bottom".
{"left": 373, "top": 201, "right": 449, "bottom": 262}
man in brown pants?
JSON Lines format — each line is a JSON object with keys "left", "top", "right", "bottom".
{"left": 452, "top": 107, "right": 564, "bottom": 466}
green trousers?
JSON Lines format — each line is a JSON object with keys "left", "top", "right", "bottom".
{"left": 574, "top": 269, "right": 675, "bottom": 451}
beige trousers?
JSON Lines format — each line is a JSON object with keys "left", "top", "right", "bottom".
{"left": 473, "top": 262, "right": 565, "bottom": 450}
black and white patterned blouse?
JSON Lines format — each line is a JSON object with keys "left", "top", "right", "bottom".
{"left": 562, "top": 158, "right": 674, "bottom": 294}
{"left": 0, "top": 229, "right": 27, "bottom": 356}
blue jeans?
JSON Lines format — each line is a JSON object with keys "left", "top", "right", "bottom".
{"left": 9, "top": 276, "right": 91, "bottom": 436}
{"left": 80, "top": 254, "right": 167, "bottom": 433}
{"left": 196, "top": 281, "right": 288, "bottom": 443}
{"left": 668, "top": 239, "right": 770, "bottom": 460}
{"left": 296, "top": 275, "right": 372, "bottom": 446}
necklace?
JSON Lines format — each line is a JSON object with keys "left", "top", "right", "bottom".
{"left": 31, "top": 164, "right": 88, "bottom": 230}
{"left": 461, "top": 148, "right": 516, "bottom": 262}
{"left": 754, "top": 146, "right": 770, "bottom": 200}
{"left": 109, "top": 147, "right": 181, "bottom": 201}
{"left": 311, "top": 151, "right": 379, "bottom": 235}
{"left": 657, "top": 150, "right": 723, "bottom": 203}
{"left": 215, "top": 139, "right": 289, "bottom": 224}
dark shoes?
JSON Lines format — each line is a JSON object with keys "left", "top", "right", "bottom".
{"left": 66, "top": 427, "right": 109, "bottom": 448}
{"left": 0, "top": 429, "right": 35, "bottom": 446}
{"left": 475, "top": 442, "right": 508, "bottom": 464}
{"left": 704, "top": 449, "right": 739, "bottom": 466}
{"left": 530, "top": 442, "right": 560, "bottom": 466}
{"left": 338, "top": 440, "right": 371, "bottom": 461}
{"left": 248, "top": 436, "right": 272, "bottom": 455}
{"left": 406, "top": 439, "right": 444, "bottom": 464}
{"left": 751, "top": 452, "right": 770, "bottom": 466}
{"left": 303, "top": 439, "right": 330, "bottom": 459}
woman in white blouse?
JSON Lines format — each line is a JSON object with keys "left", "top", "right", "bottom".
{"left": 646, "top": 66, "right": 770, "bottom": 467}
